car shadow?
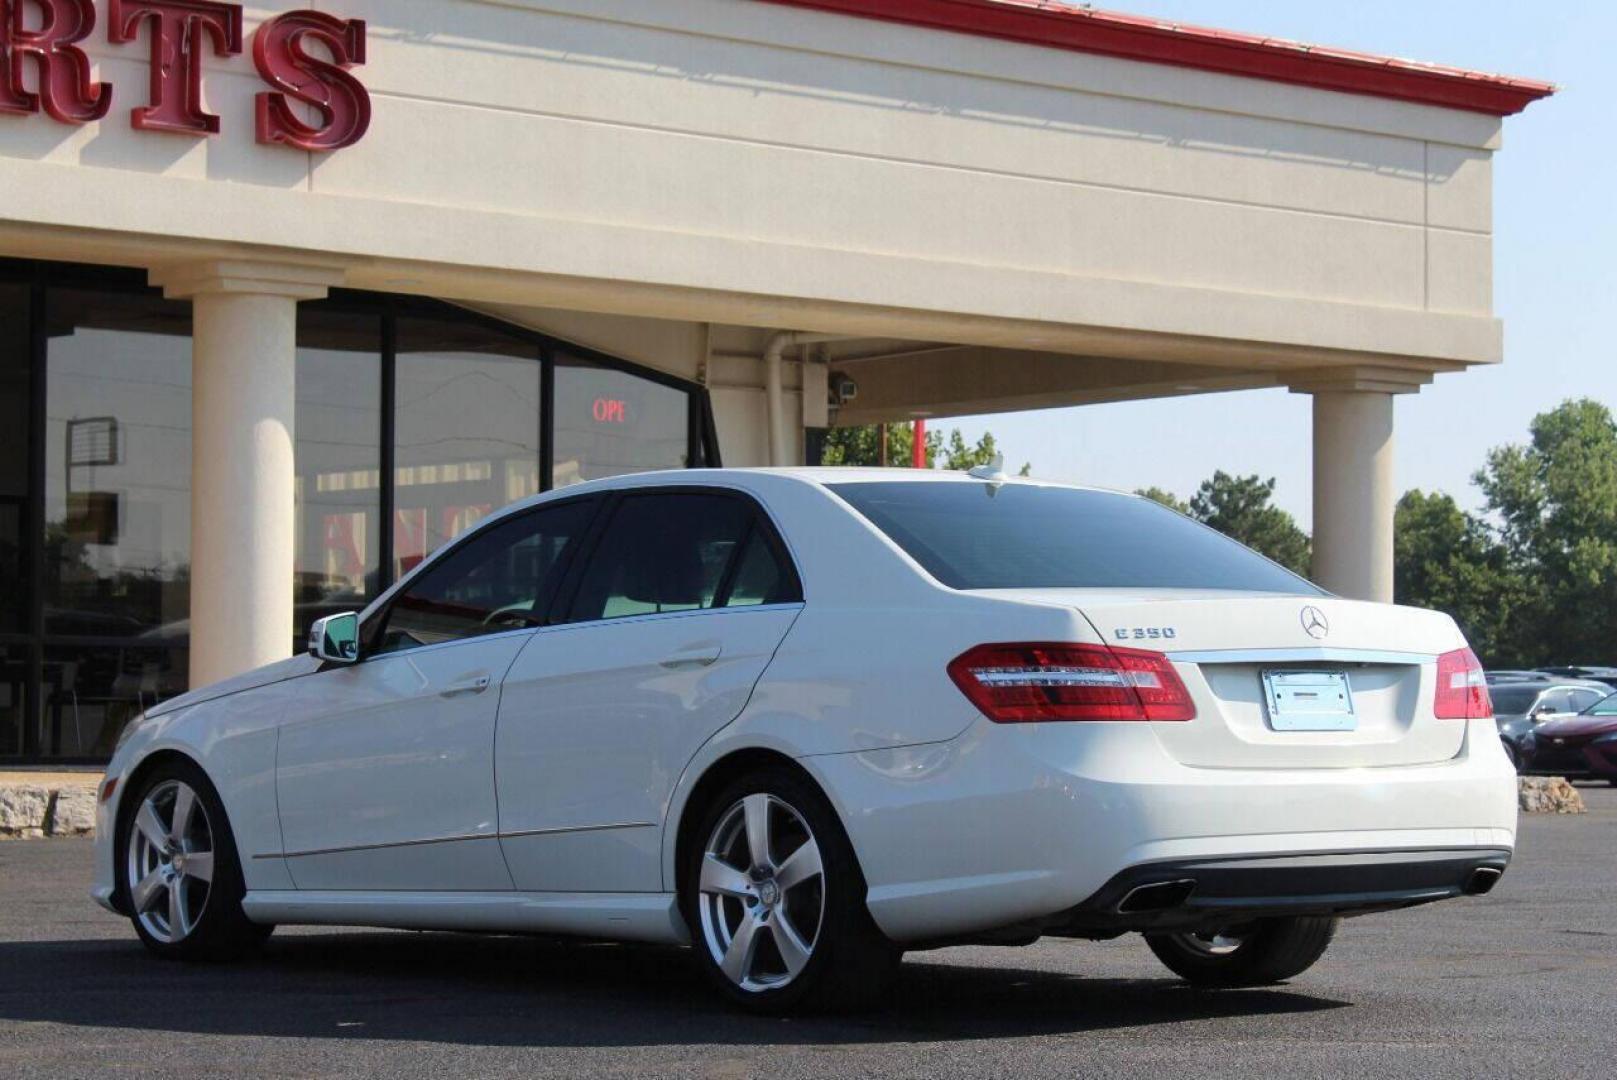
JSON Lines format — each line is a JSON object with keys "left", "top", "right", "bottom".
{"left": 0, "top": 931, "right": 1348, "bottom": 1047}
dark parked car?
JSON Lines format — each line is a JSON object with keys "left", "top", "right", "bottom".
{"left": 1522, "top": 693, "right": 1617, "bottom": 784}
{"left": 1535, "top": 666, "right": 1617, "bottom": 691}
{"left": 1489, "top": 679, "right": 1612, "bottom": 770}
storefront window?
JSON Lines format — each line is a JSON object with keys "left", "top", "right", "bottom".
{"left": 0, "top": 644, "right": 25, "bottom": 758}
{"left": 40, "top": 643, "right": 188, "bottom": 757}
{"left": 553, "top": 353, "right": 691, "bottom": 487}
{"left": 43, "top": 289, "right": 192, "bottom": 638}
{"left": 296, "top": 307, "right": 382, "bottom": 639}
{"left": 0, "top": 284, "right": 27, "bottom": 634}
{"left": 2, "top": 261, "right": 705, "bottom": 762}
{"left": 394, "top": 317, "right": 541, "bottom": 577}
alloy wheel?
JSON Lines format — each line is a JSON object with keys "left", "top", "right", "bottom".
{"left": 126, "top": 779, "right": 215, "bottom": 944}
{"left": 1171, "top": 925, "right": 1257, "bottom": 957}
{"left": 697, "top": 793, "right": 826, "bottom": 993}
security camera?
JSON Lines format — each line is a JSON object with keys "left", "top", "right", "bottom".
{"left": 832, "top": 375, "right": 859, "bottom": 405}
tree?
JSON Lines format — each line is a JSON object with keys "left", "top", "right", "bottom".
{"left": 940, "top": 430, "right": 1031, "bottom": 475}
{"left": 1135, "top": 486, "right": 1190, "bottom": 516}
{"left": 1188, "top": 472, "right": 1312, "bottom": 577}
{"left": 1393, "top": 490, "right": 1529, "bottom": 665}
{"left": 821, "top": 424, "right": 1030, "bottom": 474}
{"left": 1475, "top": 398, "right": 1617, "bottom": 665}
{"left": 819, "top": 422, "right": 935, "bottom": 467}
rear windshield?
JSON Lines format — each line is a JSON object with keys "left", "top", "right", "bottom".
{"left": 829, "top": 481, "right": 1321, "bottom": 594}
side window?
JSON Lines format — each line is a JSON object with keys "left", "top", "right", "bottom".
{"left": 1539, "top": 689, "right": 1574, "bottom": 714}
{"left": 375, "top": 499, "right": 595, "bottom": 654}
{"left": 724, "top": 530, "right": 797, "bottom": 608}
{"left": 566, "top": 493, "right": 751, "bottom": 623}
{"left": 1568, "top": 689, "right": 1604, "bottom": 713}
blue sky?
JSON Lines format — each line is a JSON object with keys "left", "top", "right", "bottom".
{"left": 945, "top": 1, "right": 1609, "bottom": 529}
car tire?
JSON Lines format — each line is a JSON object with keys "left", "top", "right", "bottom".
{"left": 118, "top": 758, "right": 272, "bottom": 961}
{"left": 1145, "top": 916, "right": 1338, "bottom": 988}
{"left": 681, "top": 767, "right": 901, "bottom": 1014}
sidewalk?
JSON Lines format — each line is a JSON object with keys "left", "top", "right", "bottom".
{"left": 0, "top": 770, "right": 101, "bottom": 839}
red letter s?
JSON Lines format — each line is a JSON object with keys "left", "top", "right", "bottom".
{"left": 252, "top": 10, "right": 368, "bottom": 152}
{"left": 107, "top": 0, "right": 243, "bottom": 135}
{"left": 0, "top": 0, "right": 112, "bottom": 123}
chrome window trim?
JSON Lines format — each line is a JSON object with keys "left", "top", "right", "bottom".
{"left": 534, "top": 601, "right": 805, "bottom": 635}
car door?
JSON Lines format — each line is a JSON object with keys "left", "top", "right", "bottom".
{"left": 496, "top": 488, "right": 803, "bottom": 893}
{"left": 276, "top": 497, "right": 598, "bottom": 891}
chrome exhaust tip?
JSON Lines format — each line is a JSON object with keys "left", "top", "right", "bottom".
{"left": 1117, "top": 879, "right": 1197, "bottom": 913}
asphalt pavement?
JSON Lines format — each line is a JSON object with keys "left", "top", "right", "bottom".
{"left": 1, "top": 786, "right": 1613, "bottom": 1079}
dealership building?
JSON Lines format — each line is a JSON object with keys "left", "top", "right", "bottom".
{"left": 0, "top": 0, "right": 1551, "bottom": 761}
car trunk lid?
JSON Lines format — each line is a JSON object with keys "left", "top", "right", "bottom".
{"left": 974, "top": 590, "right": 1467, "bottom": 769}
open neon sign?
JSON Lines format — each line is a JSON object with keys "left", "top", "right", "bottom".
{"left": 592, "top": 398, "right": 629, "bottom": 425}
{"left": 0, "top": 1, "right": 370, "bottom": 150}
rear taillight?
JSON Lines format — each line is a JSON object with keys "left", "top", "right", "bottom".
{"left": 948, "top": 643, "right": 1196, "bottom": 723}
{"left": 1434, "top": 647, "right": 1492, "bottom": 719}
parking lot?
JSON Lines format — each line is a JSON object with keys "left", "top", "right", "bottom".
{"left": 0, "top": 787, "right": 1612, "bottom": 1079}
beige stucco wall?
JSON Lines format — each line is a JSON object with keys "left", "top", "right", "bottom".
{"left": 1, "top": 0, "right": 1501, "bottom": 388}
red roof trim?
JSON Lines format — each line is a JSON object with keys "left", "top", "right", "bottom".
{"left": 756, "top": 0, "right": 1555, "bottom": 116}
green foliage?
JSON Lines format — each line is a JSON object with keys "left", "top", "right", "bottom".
{"left": 821, "top": 424, "right": 1030, "bottom": 474}
{"left": 820, "top": 423, "right": 937, "bottom": 467}
{"left": 1134, "top": 486, "right": 1191, "bottom": 516}
{"left": 1134, "top": 474, "right": 1310, "bottom": 577}
{"left": 1472, "top": 398, "right": 1617, "bottom": 665}
{"left": 1393, "top": 490, "right": 1530, "bottom": 665}
{"left": 1189, "top": 472, "right": 1312, "bottom": 577}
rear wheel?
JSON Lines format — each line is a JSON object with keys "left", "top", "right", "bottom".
{"left": 1146, "top": 916, "right": 1337, "bottom": 988}
{"left": 681, "top": 768, "right": 901, "bottom": 1013}
{"left": 119, "top": 759, "right": 271, "bottom": 961}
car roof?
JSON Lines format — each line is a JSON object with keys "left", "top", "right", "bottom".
{"left": 501, "top": 467, "right": 1136, "bottom": 515}
{"left": 636, "top": 466, "right": 1116, "bottom": 491}
{"left": 1490, "top": 679, "right": 1612, "bottom": 692}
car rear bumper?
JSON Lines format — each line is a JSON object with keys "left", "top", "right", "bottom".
{"left": 804, "top": 717, "right": 1518, "bottom": 944}
{"left": 1052, "top": 847, "right": 1511, "bottom": 934}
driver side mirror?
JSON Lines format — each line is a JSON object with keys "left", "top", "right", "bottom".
{"left": 309, "top": 612, "right": 361, "bottom": 665}
{"left": 1531, "top": 704, "right": 1557, "bottom": 721}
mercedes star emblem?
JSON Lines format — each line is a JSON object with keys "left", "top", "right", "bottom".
{"left": 1301, "top": 606, "right": 1330, "bottom": 640}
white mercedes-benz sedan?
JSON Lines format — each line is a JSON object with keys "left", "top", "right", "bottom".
{"left": 92, "top": 468, "right": 1514, "bottom": 1012}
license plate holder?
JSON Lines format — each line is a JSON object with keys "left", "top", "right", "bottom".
{"left": 1262, "top": 670, "right": 1357, "bottom": 732}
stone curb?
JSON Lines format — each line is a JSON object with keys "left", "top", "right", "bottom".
{"left": 1518, "top": 776, "right": 1587, "bottom": 814}
{"left": 0, "top": 775, "right": 1595, "bottom": 839}
{"left": 0, "top": 782, "right": 100, "bottom": 839}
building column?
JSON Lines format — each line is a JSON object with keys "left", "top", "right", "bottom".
{"left": 1293, "top": 368, "right": 1429, "bottom": 603}
{"left": 150, "top": 260, "right": 344, "bottom": 688}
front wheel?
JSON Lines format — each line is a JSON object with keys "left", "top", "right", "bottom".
{"left": 1145, "top": 916, "right": 1338, "bottom": 988}
{"left": 119, "top": 759, "right": 271, "bottom": 960}
{"left": 681, "top": 768, "right": 901, "bottom": 1013}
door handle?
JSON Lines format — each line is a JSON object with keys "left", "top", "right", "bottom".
{"left": 660, "top": 645, "right": 722, "bottom": 670}
{"left": 441, "top": 675, "right": 492, "bottom": 698}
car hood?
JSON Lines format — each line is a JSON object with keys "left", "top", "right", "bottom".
{"left": 1534, "top": 713, "right": 1617, "bottom": 740}
{"left": 146, "top": 654, "right": 323, "bottom": 718}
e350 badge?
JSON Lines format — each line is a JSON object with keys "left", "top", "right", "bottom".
{"left": 1115, "top": 627, "right": 1177, "bottom": 642}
